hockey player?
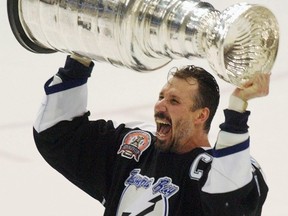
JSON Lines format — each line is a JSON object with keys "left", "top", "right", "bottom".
{"left": 33, "top": 55, "right": 269, "bottom": 215}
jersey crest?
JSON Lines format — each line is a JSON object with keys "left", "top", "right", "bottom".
{"left": 116, "top": 169, "right": 179, "bottom": 216}
{"left": 118, "top": 130, "right": 151, "bottom": 162}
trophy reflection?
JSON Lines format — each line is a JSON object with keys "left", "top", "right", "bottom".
{"left": 8, "top": 0, "right": 279, "bottom": 87}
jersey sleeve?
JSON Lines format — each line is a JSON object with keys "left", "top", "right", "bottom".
{"left": 200, "top": 109, "right": 268, "bottom": 215}
{"left": 34, "top": 55, "right": 93, "bottom": 133}
{"left": 33, "top": 56, "right": 125, "bottom": 204}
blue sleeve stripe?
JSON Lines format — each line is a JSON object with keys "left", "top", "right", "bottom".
{"left": 44, "top": 77, "right": 88, "bottom": 95}
{"left": 212, "top": 139, "right": 249, "bottom": 158}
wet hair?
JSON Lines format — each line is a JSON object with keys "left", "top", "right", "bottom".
{"left": 168, "top": 65, "right": 220, "bottom": 133}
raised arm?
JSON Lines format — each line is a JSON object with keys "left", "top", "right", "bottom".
{"left": 201, "top": 73, "right": 270, "bottom": 215}
{"left": 33, "top": 55, "right": 121, "bottom": 203}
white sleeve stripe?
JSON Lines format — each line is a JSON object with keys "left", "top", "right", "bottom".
{"left": 202, "top": 148, "right": 253, "bottom": 193}
{"left": 34, "top": 81, "right": 88, "bottom": 133}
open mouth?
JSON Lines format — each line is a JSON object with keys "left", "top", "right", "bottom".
{"left": 156, "top": 119, "right": 172, "bottom": 139}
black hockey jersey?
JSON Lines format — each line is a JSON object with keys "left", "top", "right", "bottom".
{"left": 33, "top": 56, "right": 268, "bottom": 215}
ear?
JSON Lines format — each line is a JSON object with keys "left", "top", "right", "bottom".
{"left": 194, "top": 107, "right": 210, "bottom": 125}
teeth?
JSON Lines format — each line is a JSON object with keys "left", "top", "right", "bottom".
{"left": 156, "top": 119, "right": 171, "bottom": 125}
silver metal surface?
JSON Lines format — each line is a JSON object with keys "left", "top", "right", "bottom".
{"left": 13, "top": 0, "right": 279, "bottom": 86}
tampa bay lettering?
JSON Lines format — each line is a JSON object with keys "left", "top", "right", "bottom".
{"left": 125, "top": 169, "right": 179, "bottom": 199}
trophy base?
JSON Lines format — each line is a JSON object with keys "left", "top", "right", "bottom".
{"left": 7, "top": 0, "right": 55, "bottom": 54}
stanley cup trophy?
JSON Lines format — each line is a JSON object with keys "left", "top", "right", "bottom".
{"left": 7, "top": 0, "right": 279, "bottom": 87}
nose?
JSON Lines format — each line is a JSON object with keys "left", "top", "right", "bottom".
{"left": 154, "top": 98, "right": 167, "bottom": 113}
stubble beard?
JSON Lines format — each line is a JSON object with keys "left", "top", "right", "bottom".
{"left": 155, "top": 138, "right": 174, "bottom": 152}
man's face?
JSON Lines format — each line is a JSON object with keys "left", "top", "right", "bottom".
{"left": 154, "top": 76, "right": 201, "bottom": 153}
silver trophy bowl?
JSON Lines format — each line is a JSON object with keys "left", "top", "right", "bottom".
{"left": 7, "top": 0, "right": 279, "bottom": 87}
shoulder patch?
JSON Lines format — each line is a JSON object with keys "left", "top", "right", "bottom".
{"left": 117, "top": 130, "right": 151, "bottom": 162}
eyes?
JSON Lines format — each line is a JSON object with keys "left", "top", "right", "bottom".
{"left": 158, "top": 94, "right": 180, "bottom": 105}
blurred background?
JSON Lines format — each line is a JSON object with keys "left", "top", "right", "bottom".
{"left": 1, "top": 0, "right": 287, "bottom": 215}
